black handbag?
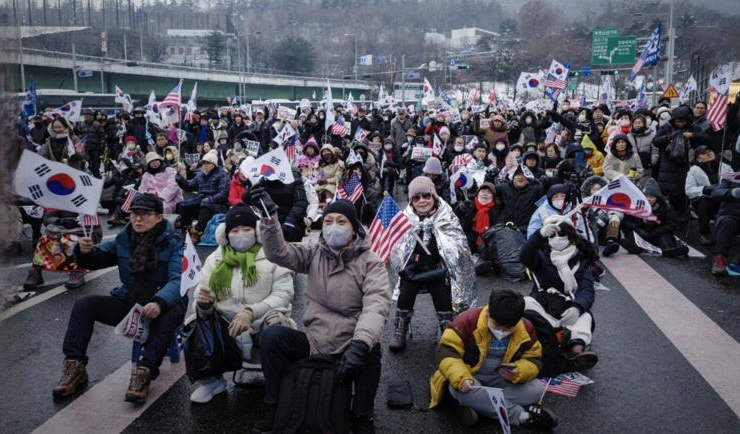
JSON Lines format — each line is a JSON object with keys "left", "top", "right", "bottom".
{"left": 182, "top": 311, "right": 243, "bottom": 382}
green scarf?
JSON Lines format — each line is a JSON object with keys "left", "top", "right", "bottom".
{"left": 209, "top": 243, "right": 261, "bottom": 300}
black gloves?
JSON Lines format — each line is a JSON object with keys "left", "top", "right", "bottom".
{"left": 242, "top": 185, "right": 278, "bottom": 215}
{"left": 703, "top": 185, "right": 716, "bottom": 196}
{"left": 337, "top": 340, "right": 369, "bottom": 383}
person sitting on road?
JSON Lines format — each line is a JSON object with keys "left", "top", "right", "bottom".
{"left": 710, "top": 178, "right": 740, "bottom": 276}
{"left": 520, "top": 215, "right": 599, "bottom": 371}
{"left": 175, "top": 150, "right": 230, "bottom": 244}
{"left": 241, "top": 171, "right": 308, "bottom": 243}
{"left": 456, "top": 182, "right": 500, "bottom": 273}
{"left": 495, "top": 165, "right": 543, "bottom": 236}
{"left": 313, "top": 144, "right": 345, "bottom": 204}
{"left": 619, "top": 178, "right": 688, "bottom": 258}
{"left": 138, "top": 152, "right": 182, "bottom": 215}
{"left": 247, "top": 197, "right": 390, "bottom": 433}
{"left": 188, "top": 205, "right": 296, "bottom": 404}
{"left": 685, "top": 146, "right": 730, "bottom": 247}
{"left": 602, "top": 135, "right": 644, "bottom": 183}
{"left": 53, "top": 194, "right": 185, "bottom": 404}
{"left": 423, "top": 157, "right": 451, "bottom": 204}
{"left": 429, "top": 289, "right": 558, "bottom": 429}
{"left": 388, "top": 176, "right": 476, "bottom": 352}
{"left": 581, "top": 176, "right": 623, "bottom": 257}
{"left": 527, "top": 184, "right": 590, "bottom": 241}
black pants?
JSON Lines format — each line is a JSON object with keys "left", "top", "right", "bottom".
{"left": 87, "top": 149, "right": 102, "bottom": 178}
{"left": 62, "top": 295, "right": 184, "bottom": 379}
{"left": 176, "top": 202, "right": 215, "bottom": 232}
{"left": 667, "top": 192, "right": 687, "bottom": 217}
{"left": 259, "top": 326, "right": 382, "bottom": 417}
{"left": 693, "top": 197, "right": 719, "bottom": 235}
{"left": 396, "top": 278, "right": 452, "bottom": 312}
{"left": 715, "top": 215, "right": 740, "bottom": 256}
{"left": 19, "top": 207, "right": 43, "bottom": 245}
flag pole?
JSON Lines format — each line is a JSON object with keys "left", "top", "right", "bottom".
{"left": 538, "top": 378, "right": 552, "bottom": 405}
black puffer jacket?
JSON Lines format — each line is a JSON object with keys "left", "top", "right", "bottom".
{"left": 652, "top": 105, "right": 692, "bottom": 195}
{"left": 712, "top": 178, "right": 740, "bottom": 220}
{"left": 495, "top": 178, "right": 544, "bottom": 233}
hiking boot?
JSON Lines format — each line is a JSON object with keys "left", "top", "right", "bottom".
{"left": 712, "top": 254, "right": 728, "bottom": 276}
{"left": 567, "top": 343, "right": 599, "bottom": 369}
{"left": 455, "top": 404, "right": 479, "bottom": 427}
{"left": 389, "top": 309, "right": 413, "bottom": 352}
{"left": 351, "top": 414, "right": 376, "bottom": 434}
{"left": 189, "top": 227, "right": 203, "bottom": 244}
{"left": 522, "top": 404, "right": 558, "bottom": 428}
{"left": 52, "top": 359, "right": 88, "bottom": 398}
{"left": 23, "top": 268, "right": 44, "bottom": 290}
{"left": 436, "top": 311, "right": 454, "bottom": 336}
{"left": 602, "top": 239, "right": 619, "bottom": 257}
{"left": 125, "top": 366, "right": 151, "bottom": 404}
{"left": 65, "top": 272, "right": 86, "bottom": 289}
{"left": 699, "top": 234, "right": 713, "bottom": 246}
{"left": 251, "top": 404, "right": 276, "bottom": 434}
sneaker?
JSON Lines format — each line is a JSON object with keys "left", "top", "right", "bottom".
{"left": 699, "top": 234, "right": 713, "bottom": 246}
{"left": 190, "top": 376, "right": 227, "bottom": 404}
{"left": 712, "top": 254, "right": 728, "bottom": 276}
{"left": 52, "top": 359, "right": 88, "bottom": 398}
{"left": 602, "top": 240, "right": 619, "bottom": 257}
{"left": 455, "top": 404, "right": 479, "bottom": 427}
{"left": 125, "top": 366, "right": 151, "bottom": 404}
{"left": 251, "top": 404, "right": 276, "bottom": 434}
{"left": 522, "top": 404, "right": 558, "bottom": 428}
{"left": 23, "top": 268, "right": 44, "bottom": 290}
{"left": 65, "top": 272, "right": 86, "bottom": 289}
{"left": 351, "top": 414, "right": 376, "bottom": 434}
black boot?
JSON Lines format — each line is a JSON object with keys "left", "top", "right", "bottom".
{"left": 436, "top": 311, "right": 454, "bottom": 336}
{"left": 389, "top": 309, "right": 413, "bottom": 352}
{"left": 251, "top": 404, "right": 276, "bottom": 434}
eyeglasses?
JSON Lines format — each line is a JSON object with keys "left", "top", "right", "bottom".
{"left": 411, "top": 192, "right": 433, "bottom": 202}
{"left": 130, "top": 210, "right": 156, "bottom": 219}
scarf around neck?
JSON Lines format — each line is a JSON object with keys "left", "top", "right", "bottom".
{"left": 473, "top": 196, "right": 495, "bottom": 244}
{"left": 209, "top": 243, "right": 261, "bottom": 300}
{"left": 549, "top": 244, "right": 579, "bottom": 296}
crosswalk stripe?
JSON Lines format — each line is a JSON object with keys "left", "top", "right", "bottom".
{"left": 604, "top": 254, "right": 740, "bottom": 419}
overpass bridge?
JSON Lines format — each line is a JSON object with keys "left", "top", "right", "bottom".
{"left": 3, "top": 48, "right": 371, "bottom": 105}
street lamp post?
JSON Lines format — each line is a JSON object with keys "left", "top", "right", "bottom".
{"left": 666, "top": 0, "right": 675, "bottom": 86}
{"left": 246, "top": 31, "right": 261, "bottom": 74}
{"left": 345, "top": 33, "right": 357, "bottom": 80}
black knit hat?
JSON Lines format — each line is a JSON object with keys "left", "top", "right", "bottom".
{"left": 323, "top": 199, "right": 365, "bottom": 238}
{"left": 225, "top": 205, "right": 258, "bottom": 234}
{"left": 130, "top": 192, "right": 163, "bottom": 214}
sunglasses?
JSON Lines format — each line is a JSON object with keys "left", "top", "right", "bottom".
{"left": 411, "top": 192, "right": 433, "bottom": 202}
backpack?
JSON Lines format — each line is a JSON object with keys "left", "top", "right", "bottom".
{"left": 666, "top": 132, "right": 688, "bottom": 163}
{"left": 273, "top": 355, "right": 352, "bottom": 434}
{"left": 523, "top": 309, "right": 571, "bottom": 378}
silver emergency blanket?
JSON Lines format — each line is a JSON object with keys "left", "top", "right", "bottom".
{"left": 389, "top": 199, "right": 477, "bottom": 313}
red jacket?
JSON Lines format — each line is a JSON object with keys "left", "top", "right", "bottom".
{"left": 228, "top": 172, "right": 247, "bottom": 206}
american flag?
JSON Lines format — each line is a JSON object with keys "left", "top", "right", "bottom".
{"left": 336, "top": 173, "right": 364, "bottom": 204}
{"left": 544, "top": 74, "right": 567, "bottom": 90}
{"left": 284, "top": 135, "right": 298, "bottom": 162}
{"left": 330, "top": 119, "right": 349, "bottom": 137}
{"left": 78, "top": 214, "right": 100, "bottom": 226}
{"left": 488, "top": 88, "right": 496, "bottom": 106}
{"left": 707, "top": 92, "right": 728, "bottom": 132}
{"left": 630, "top": 58, "right": 645, "bottom": 81}
{"left": 468, "top": 88, "right": 479, "bottom": 107}
{"left": 368, "top": 195, "right": 412, "bottom": 262}
{"left": 161, "top": 80, "right": 182, "bottom": 110}
{"left": 121, "top": 189, "right": 142, "bottom": 213}
{"left": 541, "top": 377, "right": 581, "bottom": 398}
{"left": 451, "top": 153, "right": 473, "bottom": 172}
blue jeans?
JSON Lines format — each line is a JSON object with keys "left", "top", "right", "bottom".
{"left": 260, "top": 326, "right": 382, "bottom": 417}
{"left": 62, "top": 295, "right": 184, "bottom": 379}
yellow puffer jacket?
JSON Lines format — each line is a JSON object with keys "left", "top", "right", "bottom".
{"left": 429, "top": 306, "right": 542, "bottom": 408}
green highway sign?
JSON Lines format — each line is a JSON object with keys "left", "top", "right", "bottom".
{"left": 592, "top": 29, "right": 636, "bottom": 65}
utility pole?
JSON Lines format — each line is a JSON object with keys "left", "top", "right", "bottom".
{"left": 665, "top": 0, "right": 675, "bottom": 86}
{"left": 401, "top": 54, "right": 406, "bottom": 106}
{"left": 72, "top": 43, "right": 78, "bottom": 92}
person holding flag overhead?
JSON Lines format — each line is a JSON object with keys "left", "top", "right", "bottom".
{"left": 249, "top": 196, "right": 390, "bottom": 433}
{"left": 53, "top": 193, "right": 186, "bottom": 404}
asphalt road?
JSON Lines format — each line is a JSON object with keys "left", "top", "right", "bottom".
{"left": 1, "top": 215, "right": 740, "bottom": 434}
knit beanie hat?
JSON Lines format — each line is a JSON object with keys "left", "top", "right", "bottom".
{"left": 439, "top": 126, "right": 451, "bottom": 137}
{"left": 202, "top": 150, "right": 219, "bottom": 165}
{"left": 323, "top": 199, "right": 365, "bottom": 238}
{"left": 642, "top": 177, "right": 663, "bottom": 198}
{"left": 225, "top": 205, "right": 258, "bottom": 235}
{"left": 408, "top": 176, "right": 437, "bottom": 199}
{"left": 423, "top": 157, "right": 443, "bottom": 175}
{"left": 145, "top": 152, "right": 163, "bottom": 165}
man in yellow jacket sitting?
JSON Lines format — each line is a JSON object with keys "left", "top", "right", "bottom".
{"left": 429, "top": 289, "right": 558, "bottom": 428}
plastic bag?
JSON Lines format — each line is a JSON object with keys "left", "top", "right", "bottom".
{"left": 182, "top": 311, "right": 243, "bottom": 382}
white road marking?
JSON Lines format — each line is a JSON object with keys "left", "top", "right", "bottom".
{"left": 604, "top": 254, "right": 740, "bottom": 419}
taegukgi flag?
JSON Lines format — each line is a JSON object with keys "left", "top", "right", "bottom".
{"left": 180, "top": 233, "right": 203, "bottom": 296}
{"left": 14, "top": 150, "right": 104, "bottom": 216}
{"left": 239, "top": 147, "right": 295, "bottom": 185}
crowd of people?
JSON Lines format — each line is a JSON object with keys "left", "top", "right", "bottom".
{"left": 14, "top": 89, "right": 740, "bottom": 432}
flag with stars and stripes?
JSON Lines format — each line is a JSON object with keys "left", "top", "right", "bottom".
{"left": 368, "top": 195, "right": 412, "bottom": 262}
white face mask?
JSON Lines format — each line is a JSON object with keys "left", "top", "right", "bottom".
{"left": 495, "top": 143, "right": 506, "bottom": 151}
{"left": 549, "top": 235, "right": 570, "bottom": 251}
{"left": 454, "top": 145, "right": 464, "bottom": 152}
{"left": 461, "top": 115, "right": 470, "bottom": 121}
{"left": 384, "top": 144, "right": 393, "bottom": 151}
{"left": 578, "top": 114, "right": 587, "bottom": 123}
{"left": 551, "top": 199, "right": 564, "bottom": 210}
{"left": 323, "top": 224, "right": 352, "bottom": 249}
{"left": 489, "top": 327, "right": 512, "bottom": 341}
{"left": 230, "top": 233, "right": 256, "bottom": 252}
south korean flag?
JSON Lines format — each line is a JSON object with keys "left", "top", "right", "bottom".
{"left": 14, "top": 150, "right": 104, "bottom": 216}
